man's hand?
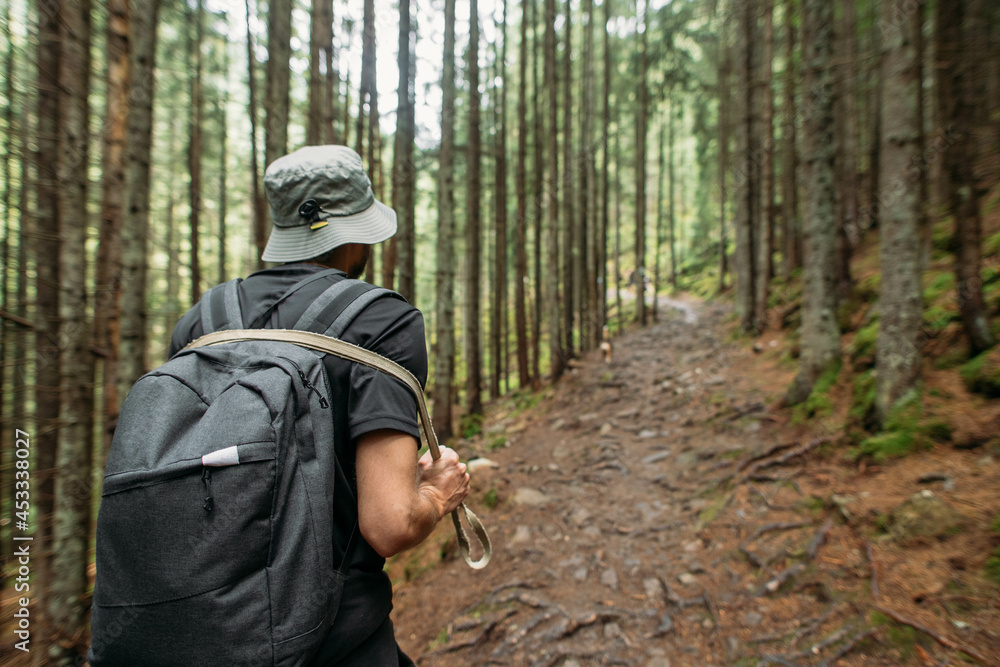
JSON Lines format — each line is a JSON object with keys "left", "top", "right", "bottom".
{"left": 356, "top": 430, "right": 470, "bottom": 558}
{"left": 417, "top": 447, "right": 470, "bottom": 519}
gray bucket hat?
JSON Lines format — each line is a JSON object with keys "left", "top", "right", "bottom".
{"left": 261, "top": 145, "right": 397, "bottom": 262}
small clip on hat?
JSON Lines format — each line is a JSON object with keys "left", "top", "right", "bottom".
{"left": 299, "top": 199, "right": 328, "bottom": 231}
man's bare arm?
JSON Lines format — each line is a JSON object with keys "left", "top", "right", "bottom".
{"left": 355, "top": 429, "right": 470, "bottom": 558}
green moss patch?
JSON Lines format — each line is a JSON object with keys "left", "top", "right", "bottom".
{"left": 923, "top": 272, "right": 955, "bottom": 304}
{"left": 856, "top": 389, "right": 932, "bottom": 463}
{"left": 986, "top": 548, "right": 1000, "bottom": 587}
{"left": 961, "top": 349, "right": 1000, "bottom": 398}
{"left": 792, "top": 360, "right": 842, "bottom": 423}
{"left": 851, "top": 320, "right": 879, "bottom": 369}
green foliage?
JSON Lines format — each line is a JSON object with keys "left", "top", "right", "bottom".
{"left": 851, "top": 319, "right": 879, "bottom": 368}
{"left": 488, "top": 434, "right": 507, "bottom": 450}
{"left": 856, "top": 389, "right": 930, "bottom": 463}
{"left": 991, "top": 513, "right": 1000, "bottom": 534}
{"left": 923, "top": 272, "right": 955, "bottom": 304}
{"left": 849, "top": 369, "right": 877, "bottom": 425}
{"left": 961, "top": 350, "right": 1000, "bottom": 398}
{"left": 985, "top": 548, "right": 1000, "bottom": 587}
{"left": 983, "top": 230, "right": 1000, "bottom": 257}
{"left": 791, "top": 360, "right": 841, "bottom": 423}
{"left": 482, "top": 487, "right": 500, "bottom": 510}
{"left": 931, "top": 218, "right": 957, "bottom": 256}
{"left": 923, "top": 305, "right": 958, "bottom": 333}
{"left": 934, "top": 347, "right": 968, "bottom": 370}
{"left": 460, "top": 413, "right": 484, "bottom": 439}
{"left": 922, "top": 419, "right": 954, "bottom": 443}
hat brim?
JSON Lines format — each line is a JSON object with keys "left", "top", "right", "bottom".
{"left": 261, "top": 199, "right": 398, "bottom": 263}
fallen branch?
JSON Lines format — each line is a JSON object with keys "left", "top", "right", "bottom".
{"left": 491, "top": 609, "right": 561, "bottom": 657}
{"left": 738, "top": 438, "right": 829, "bottom": 484}
{"left": 871, "top": 604, "right": 990, "bottom": 665}
{"left": 816, "top": 629, "right": 876, "bottom": 667}
{"left": 751, "top": 520, "right": 812, "bottom": 541}
{"left": 739, "top": 543, "right": 764, "bottom": 569}
{"left": 758, "top": 562, "right": 805, "bottom": 596}
{"left": 806, "top": 517, "right": 834, "bottom": 560}
{"left": 425, "top": 610, "right": 515, "bottom": 656}
{"left": 737, "top": 441, "right": 799, "bottom": 471}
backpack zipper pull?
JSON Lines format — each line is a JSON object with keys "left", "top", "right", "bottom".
{"left": 202, "top": 467, "right": 214, "bottom": 512}
{"left": 297, "top": 369, "right": 329, "bottom": 409}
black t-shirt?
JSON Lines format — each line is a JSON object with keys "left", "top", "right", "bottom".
{"left": 169, "top": 263, "right": 427, "bottom": 661}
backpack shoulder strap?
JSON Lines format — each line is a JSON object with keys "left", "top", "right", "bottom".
{"left": 294, "top": 279, "right": 405, "bottom": 339}
{"left": 198, "top": 278, "right": 244, "bottom": 334}
{"left": 244, "top": 267, "right": 343, "bottom": 330}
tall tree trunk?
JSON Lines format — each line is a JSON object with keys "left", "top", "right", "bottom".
{"left": 876, "top": 0, "right": 924, "bottom": 424}
{"left": 466, "top": 0, "right": 483, "bottom": 415}
{"left": 94, "top": 0, "right": 130, "bottom": 463}
{"left": 782, "top": 0, "right": 800, "bottom": 277}
{"left": 866, "top": 0, "right": 881, "bottom": 231}
{"left": 735, "top": 0, "right": 759, "bottom": 334}
{"left": 561, "top": 0, "right": 575, "bottom": 357}
{"left": 544, "top": 0, "right": 564, "bottom": 380}
{"left": 669, "top": 98, "right": 677, "bottom": 290}
{"left": 308, "top": 0, "right": 334, "bottom": 144}
{"left": 786, "top": 0, "right": 841, "bottom": 405}
{"left": 634, "top": 0, "right": 649, "bottom": 326}
{"left": 246, "top": 0, "right": 267, "bottom": 269}
{"left": 265, "top": 0, "right": 293, "bottom": 168}
{"left": 119, "top": 0, "right": 159, "bottom": 392}
{"left": 434, "top": 0, "right": 457, "bottom": 442}
{"left": 218, "top": 42, "right": 229, "bottom": 285}
{"left": 393, "top": 0, "right": 416, "bottom": 301}
{"left": 600, "top": 0, "right": 611, "bottom": 339}
{"left": 357, "top": 0, "right": 375, "bottom": 161}
{"left": 188, "top": 0, "right": 204, "bottom": 301}
{"left": 51, "top": 0, "right": 93, "bottom": 654}
{"left": 718, "top": 7, "right": 730, "bottom": 291}
{"left": 166, "top": 117, "right": 180, "bottom": 342}
{"left": 838, "top": 0, "right": 858, "bottom": 292}
{"left": 757, "top": 0, "right": 774, "bottom": 320}
{"left": 937, "top": 0, "right": 993, "bottom": 353}
{"left": 654, "top": 117, "right": 664, "bottom": 321}
{"left": 515, "top": 0, "right": 531, "bottom": 388}
{"left": 491, "top": 0, "right": 509, "bottom": 398}
{"left": 614, "top": 112, "right": 623, "bottom": 331}
{"left": 531, "top": 0, "right": 543, "bottom": 382}
{"left": 581, "top": 0, "right": 596, "bottom": 349}
{"left": 34, "top": 0, "right": 62, "bottom": 612}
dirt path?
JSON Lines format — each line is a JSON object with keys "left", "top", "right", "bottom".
{"left": 391, "top": 297, "right": 1000, "bottom": 666}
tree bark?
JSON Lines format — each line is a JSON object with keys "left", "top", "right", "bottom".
{"left": 669, "top": 98, "right": 677, "bottom": 290}
{"left": 245, "top": 0, "right": 267, "bottom": 269}
{"left": 718, "top": 7, "right": 730, "bottom": 291}
{"left": 531, "top": 0, "right": 543, "bottom": 382}
{"left": 600, "top": 0, "right": 611, "bottom": 340}
{"left": 515, "top": 0, "right": 531, "bottom": 389}
{"left": 782, "top": 0, "right": 800, "bottom": 277}
{"left": 757, "top": 0, "right": 774, "bottom": 318}
{"left": 735, "top": 0, "right": 759, "bottom": 334}
{"left": 654, "top": 117, "right": 664, "bottom": 322}
{"left": 308, "top": 0, "right": 335, "bottom": 144}
{"left": 188, "top": 0, "right": 204, "bottom": 301}
{"left": 544, "top": 0, "right": 564, "bottom": 380}
{"left": 34, "top": 0, "right": 63, "bottom": 610}
{"left": 393, "top": 0, "right": 416, "bottom": 302}
{"left": 434, "top": 0, "right": 457, "bottom": 442}
{"left": 466, "top": 0, "right": 484, "bottom": 415}
{"left": 786, "top": 0, "right": 841, "bottom": 406}
{"left": 218, "top": 40, "right": 229, "bottom": 285}
{"left": 635, "top": 0, "right": 649, "bottom": 327}
{"left": 491, "top": 0, "right": 509, "bottom": 397}
{"left": 582, "top": 0, "right": 597, "bottom": 348}
{"left": 265, "top": 0, "right": 293, "bottom": 168}
{"left": 94, "top": 0, "right": 130, "bottom": 464}
{"left": 562, "top": 0, "right": 575, "bottom": 357}
{"left": 52, "top": 0, "right": 94, "bottom": 652}
{"left": 936, "top": 0, "right": 995, "bottom": 354}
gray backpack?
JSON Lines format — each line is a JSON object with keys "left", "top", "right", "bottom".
{"left": 89, "top": 275, "right": 402, "bottom": 666}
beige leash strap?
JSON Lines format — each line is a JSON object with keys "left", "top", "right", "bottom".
{"left": 186, "top": 329, "right": 492, "bottom": 570}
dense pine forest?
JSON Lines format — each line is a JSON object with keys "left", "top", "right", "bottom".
{"left": 1, "top": 0, "right": 1000, "bottom": 662}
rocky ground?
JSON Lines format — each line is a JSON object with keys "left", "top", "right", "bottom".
{"left": 390, "top": 296, "right": 1000, "bottom": 666}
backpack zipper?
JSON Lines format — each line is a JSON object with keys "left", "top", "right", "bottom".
{"left": 202, "top": 467, "right": 214, "bottom": 512}
{"left": 295, "top": 367, "right": 329, "bottom": 409}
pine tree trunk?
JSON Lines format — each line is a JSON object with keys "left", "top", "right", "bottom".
{"left": 600, "top": 0, "right": 611, "bottom": 339}
{"left": 188, "top": 0, "right": 204, "bottom": 301}
{"left": 718, "top": 8, "right": 730, "bottom": 291}
{"left": 654, "top": 118, "right": 664, "bottom": 322}
{"left": 165, "top": 118, "right": 180, "bottom": 343}
{"left": 582, "top": 0, "right": 596, "bottom": 349}
{"left": 635, "top": 0, "right": 649, "bottom": 327}
{"left": 936, "top": 0, "right": 994, "bottom": 354}
{"left": 515, "top": 0, "right": 531, "bottom": 388}
{"left": 245, "top": 0, "right": 267, "bottom": 269}
{"left": 614, "top": 114, "right": 623, "bottom": 331}
{"left": 434, "top": 0, "right": 457, "bottom": 442}
{"left": 0, "top": 0, "right": 16, "bottom": 575}
{"left": 34, "top": 0, "right": 63, "bottom": 608}
{"left": 735, "top": 0, "right": 759, "bottom": 334}
{"left": 94, "top": 0, "right": 129, "bottom": 463}
{"left": 265, "top": 0, "right": 293, "bottom": 167}
{"left": 308, "top": 0, "right": 334, "bottom": 144}
{"left": 466, "top": 0, "right": 484, "bottom": 415}
{"left": 52, "top": 0, "right": 94, "bottom": 652}
{"left": 491, "top": 0, "right": 509, "bottom": 397}
{"left": 218, "top": 44, "right": 229, "bottom": 285}
{"left": 757, "top": 0, "right": 774, "bottom": 320}
{"left": 839, "top": 0, "right": 858, "bottom": 291}
{"left": 532, "top": 0, "right": 543, "bottom": 382}
{"left": 876, "top": 0, "right": 924, "bottom": 423}
{"left": 669, "top": 99, "right": 677, "bottom": 290}
{"left": 357, "top": 0, "right": 375, "bottom": 160}
{"left": 544, "top": 0, "right": 564, "bottom": 380}
{"left": 561, "top": 0, "right": 575, "bottom": 357}
{"left": 787, "top": 0, "right": 841, "bottom": 405}
{"left": 393, "top": 0, "right": 416, "bottom": 302}
{"left": 782, "top": 0, "right": 800, "bottom": 277}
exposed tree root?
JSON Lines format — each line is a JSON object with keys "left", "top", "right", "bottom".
{"left": 751, "top": 520, "right": 812, "bottom": 541}
{"left": 758, "top": 562, "right": 806, "bottom": 596}
{"left": 871, "top": 604, "right": 990, "bottom": 665}
{"left": 737, "top": 441, "right": 799, "bottom": 471}
{"left": 806, "top": 517, "right": 834, "bottom": 560}
{"left": 815, "top": 628, "right": 877, "bottom": 667}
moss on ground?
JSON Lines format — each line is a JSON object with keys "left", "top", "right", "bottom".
{"left": 856, "top": 389, "right": 934, "bottom": 463}
{"left": 961, "top": 349, "right": 1000, "bottom": 398}
{"left": 923, "top": 272, "right": 955, "bottom": 304}
{"left": 792, "top": 360, "right": 842, "bottom": 423}
{"left": 851, "top": 319, "right": 879, "bottom": 368}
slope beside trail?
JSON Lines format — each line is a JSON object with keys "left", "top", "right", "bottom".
{"left": 390, "top": 296, "right": 1000, "bottom": 666}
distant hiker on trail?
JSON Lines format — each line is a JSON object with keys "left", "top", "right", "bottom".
{"left": 90, "top": 145, "right": 470, "bottom": 666}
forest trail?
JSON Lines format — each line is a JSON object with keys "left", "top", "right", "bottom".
{"left": 391, "top": 296, "right": 1000, "bottom": 666}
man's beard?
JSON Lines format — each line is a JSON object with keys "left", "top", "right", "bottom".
{"left": 347, "top": 245, "right": 371, "bottom": 279}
